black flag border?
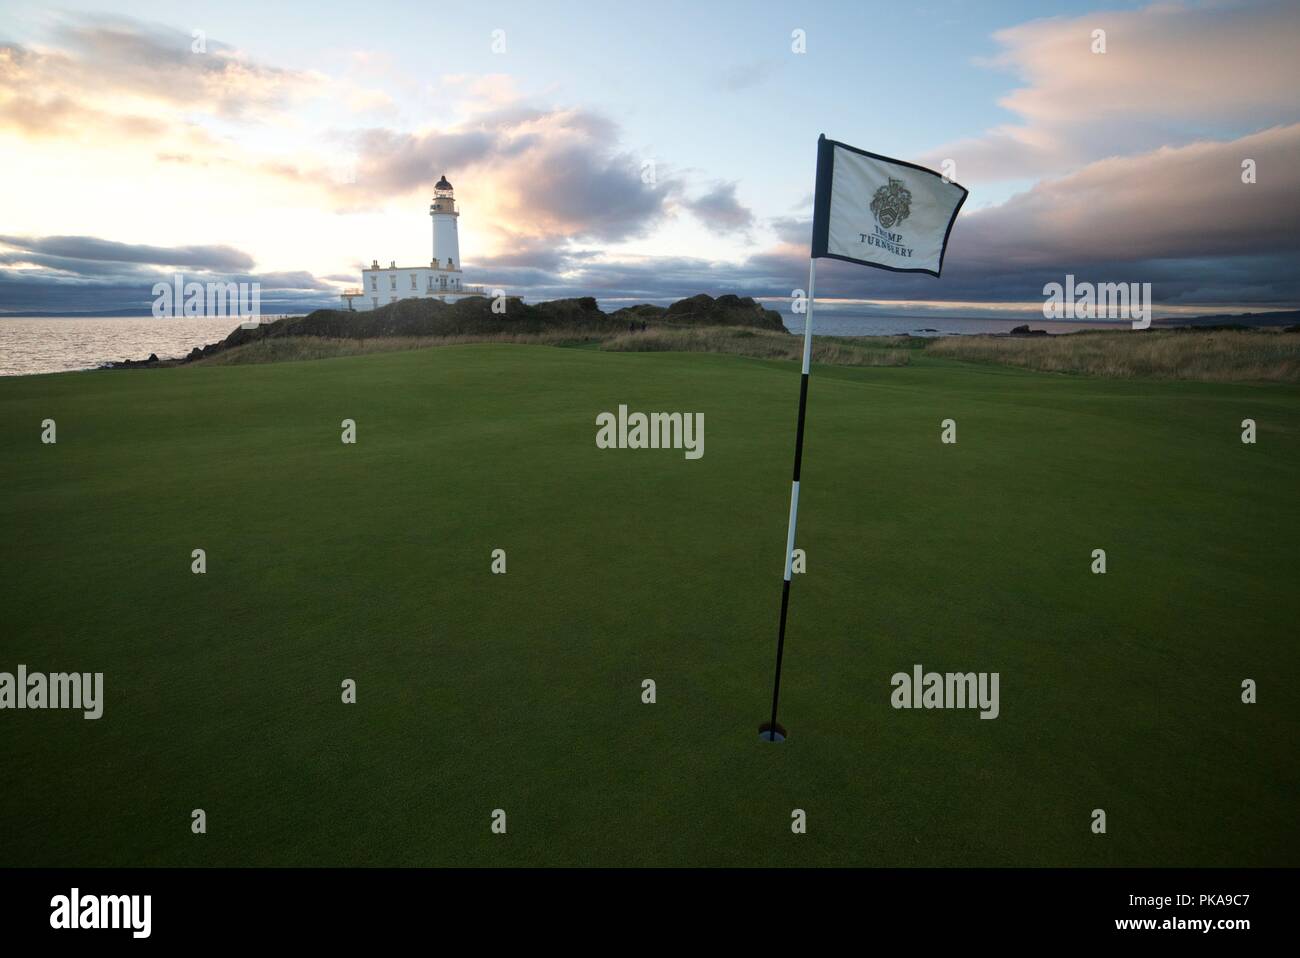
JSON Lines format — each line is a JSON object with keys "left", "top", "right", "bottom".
{"left": 810, "top": 133, "right": 969, "bottom": 278}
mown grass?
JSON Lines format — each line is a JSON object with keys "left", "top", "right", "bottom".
{"left": 601, "top": 325, "right": 910, "bottom": 366}
{"left": 1, "top": 346, "right": 1296, "bottom": 867}
{"left": 928, "top": 329, "right": 1300, "bottom": 383}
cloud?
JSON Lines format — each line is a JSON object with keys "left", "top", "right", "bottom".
{"left": 3, "top": 6, "right": 1294, "bottom": 316}
{"left": 47, "top": 14, "right": 319, "bottom": 118}
{"left": 470, "top": 123, "right": 1300, "bottom": 309}
{"left": 323, "top": 106, "right": 673, "bottom": 244}
{"left": 923, "top": 0, "right": 1300, "bottom": 182}
{"left": 0, "top": 14, "right": 674, "bottom": 251}
{"left": 768, "top": 216, "right": 811, "bottom": 248}
{"left": 0, "top": 14, "right": 386, "bottom": 142}
{"left": 951, "top": 124, "right": 1300, "bottom": 269}
{"left": 0, "top": 235, "right": 336, "bottom": 312}
{"left": 685, "top": 182, "right": 755, "bottom": 234}
{"left": 0, "top": 235, "right": 255, "bottom": 271}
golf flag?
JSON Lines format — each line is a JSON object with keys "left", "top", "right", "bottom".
{"left": 762, "top": 135, "right": 967, "bottom": 745}
{"left": 811, "top": 135, "right": 967, "bottom": 277}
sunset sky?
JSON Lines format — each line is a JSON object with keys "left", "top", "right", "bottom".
{"left": 1, "top": 0, "right": 1297, "bottom": 314}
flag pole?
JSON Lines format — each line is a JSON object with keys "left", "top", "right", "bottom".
{"left": 764, "top": 257, "right": 817, "bottom": 743}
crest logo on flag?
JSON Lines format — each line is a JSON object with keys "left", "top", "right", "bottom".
{"left": 870, "top": 178, "right": 912, "bottom": 230}
{"left": 812, "top": 135, "right": 967, "bottom": 276}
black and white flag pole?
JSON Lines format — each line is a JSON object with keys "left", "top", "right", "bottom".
{"left": 762, "top": 257, "right": 816, "bottom": 744}
{"left": 761, "top": 135, "right": 967, "bottom": 744}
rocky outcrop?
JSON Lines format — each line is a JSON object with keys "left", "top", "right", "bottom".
{"left": 109, "top": 292, "right": 788, "bottom": 367}
{"left": 610, "top": 294, "right": 787, "bottom": 332}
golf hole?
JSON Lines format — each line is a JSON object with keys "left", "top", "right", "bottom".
{"left": 758, "top": 721, "right": 787, "bottom": 743}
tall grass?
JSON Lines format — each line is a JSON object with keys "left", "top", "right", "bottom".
{"left": 927, "top": 329, "right": 1300, "bottom": 383}
{"left": 600, "top": 325, "right": 910, "bottom": 366}
{"left": 197, "top": 329, "right": 615, "bottom": 366}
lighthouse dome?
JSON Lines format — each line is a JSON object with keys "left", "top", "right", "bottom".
{"left": 434, "top": 175, "right": 453, "bottom": 192}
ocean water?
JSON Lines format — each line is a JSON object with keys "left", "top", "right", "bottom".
{"left": 0, "top": 317, "right": 257, "bottom": 376}
{"left": 0, "top": 310, "right": 1123, "bottom": 377}
{"left": 776, "top": 310, "right": 1123, "bottom": 338}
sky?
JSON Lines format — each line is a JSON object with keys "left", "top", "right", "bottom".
{"left": 0, "top": 0, "right": 1297, "bottom": 315}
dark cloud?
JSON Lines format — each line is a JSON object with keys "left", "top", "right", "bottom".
{"left": 951, "top": 125, "right": 1300, "bottom": 271}
{"left": 0, "top": 235, "right": 254, "bottom": 271}
{"left": 769, "top": 216, "right": 811, "bottom": 247}
{"left": 311, "top": 106, "right": 674, "bottom": 243}
{"left": 685, "top": 182, "right": 755, "bottom": 234}
{"left": 0, "top": 237, "right": 334, "bottom": 313}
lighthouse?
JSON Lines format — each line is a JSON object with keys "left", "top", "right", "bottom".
{"left": 430, "top": 174, "right": 460, "bottom": 271}
{"left": 340, "top": 173, "right": 483, "bottom": 311}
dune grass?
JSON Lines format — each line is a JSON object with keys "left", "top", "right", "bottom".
{"left": 601, "top": 325, "right": 911, "bottom": 366}
{"left": 927, "top": 328, "right": 1300, "bottom": 383}
{"left": 199, "top": 328, "right": 615, "bottom": 365}
{"left": 1, "top": 346, "right": 1296, "bottom": 867}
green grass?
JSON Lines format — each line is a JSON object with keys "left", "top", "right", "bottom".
{"left": 1, "top": 346, "right": 1297, "bottom": 866}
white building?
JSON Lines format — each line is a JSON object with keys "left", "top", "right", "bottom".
{"left": 340, "top": 175, "right": 484, "bottom": 310}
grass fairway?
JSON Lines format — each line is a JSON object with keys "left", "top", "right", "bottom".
{"left": 2, "top": 345, "right": 1297, "bottom": 867}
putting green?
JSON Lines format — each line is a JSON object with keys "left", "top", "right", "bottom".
{"left": 1, "top": 344, "right": 1296, "bottom": 866}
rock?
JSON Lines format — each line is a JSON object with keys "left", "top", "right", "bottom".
{"left": 662, "top": 293, "right": 786, "bottom": 332}
{"left": 610, "top": 295, "right": 785, "bottom": 332}
{"left": 607, "top": 303, "right": 668, "bottom": 325}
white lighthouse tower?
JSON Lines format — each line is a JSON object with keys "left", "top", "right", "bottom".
{"left": 340, "top": 172, "right": 483, "bottom": 311}
{"left": 430, "top": 174, "right": 460, "bottom": 271}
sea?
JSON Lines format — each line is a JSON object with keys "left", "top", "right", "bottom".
{"left": 0, "top": 309, "right": 1127, "bottom": 377}
{"left": 0, "top": 316, "right": 273, "bottom": 377}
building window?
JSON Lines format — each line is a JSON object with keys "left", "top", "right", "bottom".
{"left": 370, "top": 276, "right": 376, "bottom": 290}
{"left": 410, "top": 273, "right": 418, "bottom": 289}
{"left": 371, "top": 297, "right": 378, "bottom": 308}
{"left": 389, "top": 275, "right": 397, "bottom": 290}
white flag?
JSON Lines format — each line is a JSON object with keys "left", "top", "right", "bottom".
{"left": 811, "top": 135, "right": 967, "bottom": 277}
